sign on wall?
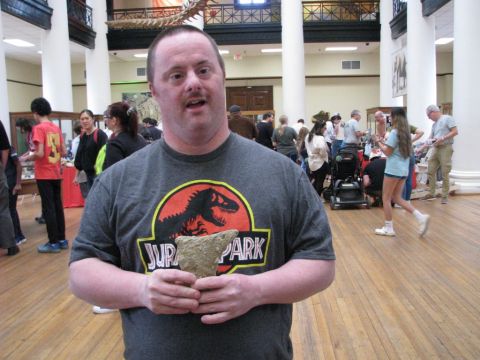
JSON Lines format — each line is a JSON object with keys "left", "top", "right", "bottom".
{"left": 392, "top": 48, "right": 407, "bottom": 98}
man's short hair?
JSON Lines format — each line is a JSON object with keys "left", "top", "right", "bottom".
{"left": 297, "top": 119, "right": 305, "bottom": 124}
{"left": 351, "top": 110, "right": 361, "bottom": 118}
{"left": 263, "top": 112, "right": 273, "bottom": 120}
{"left": 426, "top": 104, "right": 440, "bottom": 114}
{"left": 229, "top": 105, "right": 241, "bottom": 113}
{"left": 147, "top": 25, "right": 225, "bottom": 83}
{"left": 30, "top": 97, "right": 52, "bottom": 116}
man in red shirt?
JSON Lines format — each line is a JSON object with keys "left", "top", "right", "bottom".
{"left": 24, "top": 98, "right": 68, "bottom": 253}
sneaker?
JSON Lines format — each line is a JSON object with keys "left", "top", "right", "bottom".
{"left": 420, "top": 194, "right": 436, "bottom": 201}
{"left": 394, "top": 203, "right": 402, "bottom": 208}
{"left": 15, "top": 236, "right": 27, "bottom": 245}
{"left": 441, "top": 197, "right": 448, "bottom": 204}
{"left": 37, "top": 242, "right": 61, "bottom": 253}
{"left": 58, "top": 240, "right": 69, "bottom": 249}
{"left": 92, "top": 306, "right": 117, "bottom": 314}
{"left": 375, "top": 227, "right": 396, "bottom": 237}
{"left": 7, "top": 245, "right": 20, "bottom": 256}
{"left": 418, "top": 215, "right": 430, "bottom": 237}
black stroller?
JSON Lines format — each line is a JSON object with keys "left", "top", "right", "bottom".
{"left": 324, "top": 145, "right": 369, "bottom": 210}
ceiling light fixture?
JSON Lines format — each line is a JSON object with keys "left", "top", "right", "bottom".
{"left": 219, "top": 50, "right": 230, "bottom": 55}
{"left": 134, "top": 53, "right": 148, "bottom": 58}
{"left": 3, "top": 38, "right": 35, "bottom": 47}
{"left": 325, "top": 46, "right": 358, "bottom": 52}
{"left": 261, "top": 48, "right": 282, "bottom": 53}
{"left": 37, "top": 50, "right": 42, "bottom": 54}
{"left": 435, "top": 37, "right": 454, "bottom": 45}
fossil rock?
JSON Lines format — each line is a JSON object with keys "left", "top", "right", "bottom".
{"left": 175, "top": 229, "right": 239, "bottom": 278}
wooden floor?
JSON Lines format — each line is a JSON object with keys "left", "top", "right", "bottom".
{"left": 1, "top": 194, "right": 479, "bottom": 359}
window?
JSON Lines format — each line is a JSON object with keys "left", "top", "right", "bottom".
{"left": 234, "top": 0, "right": 270, "bottom": 10}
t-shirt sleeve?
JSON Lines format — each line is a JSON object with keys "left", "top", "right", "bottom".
{"left": 447, "top": 116, "right": 456, "bottom": 129}
{"left": 32, "top": 124, "right": 45, "bottom": 146}
{"left": 69, "top": 179, "right": 121, "bottom": 266}
{"left": 353, "top": 121, "right": 359, "bottom": 132}
{"left": 288, "top": 171, "right": 335, "bottom": 261}
{"left": 385, "top": 129, "right": 398, "bottom": 149}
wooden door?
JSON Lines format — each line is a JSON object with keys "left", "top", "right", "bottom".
{"left": 226, "top": 86, "right": 273, "bottom": 112}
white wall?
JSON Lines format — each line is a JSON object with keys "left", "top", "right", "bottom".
{"left": 5, "top": 58, "right": 42, "bottom": 112}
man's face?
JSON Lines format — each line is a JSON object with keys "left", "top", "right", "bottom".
{"left": 354, "top": 114, "right": 361, "bottom": 121}
{"left": 149, "top": 32, "right": 226, "bottom": 144}
{"left": 375, "top": 113, "right": 385, "bottom": 125}
{"left": 427, "top": 110, "right": 441, "bottom": 121}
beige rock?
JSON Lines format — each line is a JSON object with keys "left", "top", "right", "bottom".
{"left": 175, "top": 229, "right": 239, "bottom": 278}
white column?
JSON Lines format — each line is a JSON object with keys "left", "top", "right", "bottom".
{"left": 450, "top": 0, "right": 480, "bottom": 194}
{"left": 379, "top": 0, "right": 403, "bottom": 107}
{"left": 407, "top": 0, "right": 436, "bottom": 130}
{"left": 41, "top": 0, "right": 73, "bottom": 111}
{"left": 86, "top": 0, "right": 111, "bottom": 114}
{"left": 281, "top": 0, "right": 305, "bottom": 123}
{"left": 0, "top": 14, "right": 11, "bottom": 139}
{"left": 184, "top": 11, "right": 204, "bottom": 30}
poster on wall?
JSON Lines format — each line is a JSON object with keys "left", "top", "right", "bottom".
{"left": 392, "top": 48, "right": 407, "bottom": 97}
{"left": 122, "top": 92, "right": 162, "bottom": 124}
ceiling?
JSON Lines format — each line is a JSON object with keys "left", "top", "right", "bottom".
{"left": 1, "top": 1, "right": 453, "bottom": 66}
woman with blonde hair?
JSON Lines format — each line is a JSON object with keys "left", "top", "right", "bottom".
{"left": 271, "top": 115, "right": 298, "bottom": 162}
{"left": 305, "top": 121, "right": 329, "bottom": 196}
{"left": 374, "top": 107, "right": 430, "bottom": 237}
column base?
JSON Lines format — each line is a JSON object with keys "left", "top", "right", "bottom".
{"left": 450, "top": 170, "right": 480, "bottom": 194}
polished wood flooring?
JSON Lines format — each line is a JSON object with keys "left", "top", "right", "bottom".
{"left": 1, "top": 194, "right": 479, "bottom": 359}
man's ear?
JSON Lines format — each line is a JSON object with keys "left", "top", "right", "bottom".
{"left": 148, "top": 82, "right": 156, "bottom": 97}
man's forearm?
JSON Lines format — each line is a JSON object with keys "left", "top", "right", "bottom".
{"left": 253, "top": 259, "right": 335, "bottom": 305}
{"left": 69, "top": 258, "right": 147, "bottom": 309}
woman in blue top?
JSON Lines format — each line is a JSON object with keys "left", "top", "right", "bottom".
{"left": 374, "top": 108, "right": 430, "bottom": 237}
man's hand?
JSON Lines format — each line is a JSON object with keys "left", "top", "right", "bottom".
{"left": 192, "top": 274, "right": 260, "bottom": 325}
{"left": 142, "top": 269, "right": 201, "bottom": 315}
{"left": 12, "top": 184, "right": 21, "bottom": 195}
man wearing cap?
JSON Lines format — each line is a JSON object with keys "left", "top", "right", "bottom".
{"left": 228, "top": 104, "right": 258, "bottom": 140}
{"left": 420, "top": 105, "right": 458, "bottom": 204}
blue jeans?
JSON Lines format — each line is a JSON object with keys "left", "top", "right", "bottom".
{"left": 331, "top": 140, "right": 343, "bottom": 158}
{"left": 402, "top": 154, "right": 415, "bottom": 200}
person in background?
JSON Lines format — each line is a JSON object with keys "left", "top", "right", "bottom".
{"left": 292, "top": 118, "right": 308, "bottom": 135}
{"left": 363, "top": 155, "right": 386, "bottom": 207}
{"left": 141, "top": 117, "right": 163, "bottom": 143}
{"left": 374, "top": 111, "right": 388, "bottom": 142}
{"left": 69, "top": 25, "right": 335, "bottom": 359}
{"left": 74, "top": 109, "right": 108, "bottom": 199}
{"left": 324, "top": 116, "right": 335, "bottom": 157}
{"left": 227, "top": 104, "right": 258, "bottom": 140}
{"left": 5, "top": 146, "right": 26, "bottom": 244}
{"left": 331, "top": 113, "right": 344, "bottom": 157}
{"left": 255, "top": 112, "right": 274, "bottom": 149}
{"left": 24, "top": 97, "right": 68, "bottom": 253}
{"left": 419, "top": 105, "right": 458, "bottom": 204}
{"left": 305, "top": 121, "right": 329, "bottom": 197}
{"left": 0, "top": 120, "right": 18, "bottom": 256}
{"left": 401, "top": 124, "right": 424, "bottom": 202}
{"left": 296, "top": 126, "right": 309, "bottom": 171}
{"left": 374, "top": 107, "right": 430, "bottom": 237}
{"left": 16, "top": 118, "right": 45, "bottom": 225}
{"left": 272, "top": 114, "right": 298, "bottom": 162}
{"left": 343, "top": 110, "right": 366, "bottom": 148}
{"left": 102, "top": 102, "right": 147, "bottom": 172}
{"left": 102, "top": 110, "right": 113, "bottom": 139}
{"left": 70, "top": 121, "right": 82, "bottom": 160}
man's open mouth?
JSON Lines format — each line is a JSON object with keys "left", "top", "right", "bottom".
{"left": 186, "top": 99, "right": 206, "bottom": 109}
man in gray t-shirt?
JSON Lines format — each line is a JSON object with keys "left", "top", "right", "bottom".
{"left": 420, "top": 105, "right": 458, "bottom": 203}
{"left": 69, "top": 25, "right": 335, "bottom": 360}
{"left": 343, "top": 109, "right": 366, "bottom": 146}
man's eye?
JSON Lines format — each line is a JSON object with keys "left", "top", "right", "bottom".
{"left": 199, "top": 67, "right": 210, "bottom": 75}
{"left": 170, "top": 73, "right": 183, "bottom": 80}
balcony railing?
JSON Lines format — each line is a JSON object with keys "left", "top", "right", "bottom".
{"left": 204, "top": 3, "right": 281, "bottom": 25}
{"left": 303, "top": 1, "right": 379, "bottom": 22}
{"left": 110, "top": 7, "right": 183, "bottom": 21}
{"left": 67, "top": 0, "right": 93, "bottom": 29}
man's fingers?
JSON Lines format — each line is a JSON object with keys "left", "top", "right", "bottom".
{"left": 200, "top": 312, "right": 231, "bottom": 325}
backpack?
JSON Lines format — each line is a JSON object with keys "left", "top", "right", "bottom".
{"left": 95, "top": 144, "right": 107, "bottom": 175}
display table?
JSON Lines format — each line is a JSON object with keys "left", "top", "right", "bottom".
{"left": 62, "top": 166, "right": 85, "bottom": 208}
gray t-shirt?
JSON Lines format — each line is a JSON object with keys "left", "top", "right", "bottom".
{"left": 431, "top": 115, "right": 456, "bottom": 145}
{"left": 70, "top": 133, "right": 335, "bottom": 360}
{"left": 271, "top": 126, "right": 298, "bottom": 156}
{"left": 344, "top": 119, "right": 360, "bottom": 144}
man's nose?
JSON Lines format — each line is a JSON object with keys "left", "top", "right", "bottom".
{"left": 185, "top": 71, "right": 202, "bottom": 92}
